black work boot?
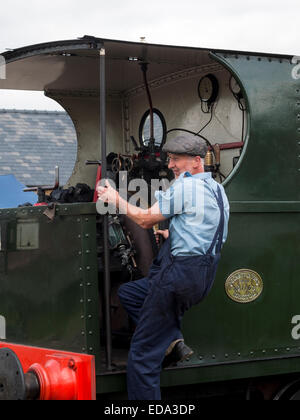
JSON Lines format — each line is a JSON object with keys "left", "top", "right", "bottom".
{"left": 162, "top": 341, "right": 194, "bottom": 368}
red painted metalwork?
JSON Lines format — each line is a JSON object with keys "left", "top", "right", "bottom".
{"left": 209, "top": 141, "right": 244, "bottom": 151}
{"left": 93, "top": 165, "right": 102, "bottom": 202}
{"left": 0, "top": 342, "right": 96, "bottom": 400}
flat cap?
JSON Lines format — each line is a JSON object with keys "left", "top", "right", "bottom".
{"left": 162, "top": 134, "right": 208, "bottom": 158}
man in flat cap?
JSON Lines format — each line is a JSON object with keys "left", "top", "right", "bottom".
{"left": 97, "top": 134, "right": 229, "bottom": 400}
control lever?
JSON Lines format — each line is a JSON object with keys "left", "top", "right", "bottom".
{"left": 23, "top": 166, "right": 60, "bottom": 193}
{"left": 85, "top": 160, "right": 102, "bottom": 166}
{"left": 130, "top": 136, "right": 141, "bottom": 151}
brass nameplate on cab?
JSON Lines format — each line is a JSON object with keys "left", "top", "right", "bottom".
{"left": 225, "top": 269, "right": 264, "bottom": 304}
{"left": 16, "top": 220, "right": 39, "bottom": 250}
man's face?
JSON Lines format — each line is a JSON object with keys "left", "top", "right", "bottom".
{"left": 167, "top": 153, "right": 196, "bottom": 178}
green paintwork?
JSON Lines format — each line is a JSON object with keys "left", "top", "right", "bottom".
{"left": 0, "top": 204, "right": 101, "bottom": 372}
{"left": 214, "top": 52, "right": 300, "bottom": 202}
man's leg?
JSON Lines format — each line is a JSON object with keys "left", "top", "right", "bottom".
{"left": 126, "top": 279, "right": 182, "bottom": 400}
{"left": 118, "top": 277, "right": 150, "bottom": 325}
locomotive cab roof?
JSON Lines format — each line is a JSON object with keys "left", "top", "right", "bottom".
{"left": 1, "top": 35, "right": 292, "bottom": 92}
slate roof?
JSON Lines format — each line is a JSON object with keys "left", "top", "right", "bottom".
{"left": 0, "top": 109, "right": 77, "bottom": 187}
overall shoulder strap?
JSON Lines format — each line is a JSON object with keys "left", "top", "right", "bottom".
{"left": 205, "top": 181, "right": 225, "bottom": 255}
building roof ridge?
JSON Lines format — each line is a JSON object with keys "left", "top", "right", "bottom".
{"left": 0, "top": 109, "right": 67, "bottom": 115}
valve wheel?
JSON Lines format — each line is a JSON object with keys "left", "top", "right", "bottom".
{"left": 123, "top": 157, "right": 134, "bottom": 172}
{"left": 112, "top": 157, "right": 123, "bottom": 173}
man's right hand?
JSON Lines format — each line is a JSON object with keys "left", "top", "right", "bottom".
{"left": 154, "top": 229, "right": 169, "bottom": 244}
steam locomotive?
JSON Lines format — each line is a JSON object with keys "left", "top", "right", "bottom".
{"left": 0, "top": 35, "right": 299, "bottom": 400}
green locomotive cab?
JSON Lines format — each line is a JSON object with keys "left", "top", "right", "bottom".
{"left": 0, "top": 36, "right": 299, "bottom": 400}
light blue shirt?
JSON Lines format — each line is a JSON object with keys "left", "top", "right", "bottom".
{"left": 155, "top": 172, "right": 230, "bottom": 256}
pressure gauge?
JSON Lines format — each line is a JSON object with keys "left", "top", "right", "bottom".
{"left": 229, "top": 75, "right": 246, "bottom": 111}
{"left": 198, "top": 74, "right": 219, "bottom": 104}
{"left": 229, "top": 76, "right": 241, "bottom": 95}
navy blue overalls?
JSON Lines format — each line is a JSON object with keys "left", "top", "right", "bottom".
{"left": 118, "top": 184, "right": 225, "bottom": 400}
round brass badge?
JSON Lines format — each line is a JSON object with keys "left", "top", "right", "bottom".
{"left": 225, "top": 269, "right": 263, "bottom": 304}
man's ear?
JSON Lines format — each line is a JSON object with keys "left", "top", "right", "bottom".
{"left": 193, "top": 155, "right": 201, "bottom": 167}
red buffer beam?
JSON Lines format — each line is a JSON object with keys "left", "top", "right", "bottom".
{"left": 0, "top": 342, "right": 96, "bottom": 400}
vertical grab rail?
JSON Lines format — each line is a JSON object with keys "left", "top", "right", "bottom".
{"left": 99, "top": 47, "right": 112, "bottom": 371}
{"left": 0, "top": 222, "right": 8, "bottom": 275}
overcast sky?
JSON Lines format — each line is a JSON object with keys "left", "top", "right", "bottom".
{"left": 1, "top": 0, "right": 299, "bottom": 110}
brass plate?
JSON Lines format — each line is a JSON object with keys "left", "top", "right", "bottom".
{"left": 225, "top": 269, "right": 263, "bottom": 304}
